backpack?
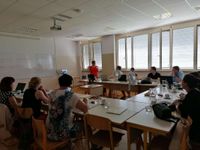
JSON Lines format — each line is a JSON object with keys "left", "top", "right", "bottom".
{"left": 49, "top": 90, "right": 73, "bottom": 121}
{"left": 152, "top": 102, "right": 177, "bottom": 122}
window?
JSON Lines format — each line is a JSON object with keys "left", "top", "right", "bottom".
{"left": 173, "top": 27, "right": 194, "bottom": 69}
{"left": 82, "top": 42, "right": 102, "bottom": 70}
{"left": 198, "top": 26, "right": 200, "bottom": 69}
{"left": 151, "top": 33, "right": 160, "bottom": 68}
{"left": 127, "top": 37, "right": 132, "bottom": 69}
{"left": 93, "top": 43, "right": 102, "bottom": 69}
{"left": 162, "top": 31, "right": 170, "bottom": 69}
{"left": 118, "top": 38, "right": 126, "bottom": 68}
{"left": 82, "top": 45, "right": 89, "bottom": 69}
{"left": 133, "top": 34, "right": 148, "bottom": 69}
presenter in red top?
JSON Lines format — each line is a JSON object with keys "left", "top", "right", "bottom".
{"left": 88, "top": 60, "right": 99, "bottom": 79}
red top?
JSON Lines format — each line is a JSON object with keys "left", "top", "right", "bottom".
{"left": 89, "top": 65, "right": 99, "bottom": 78}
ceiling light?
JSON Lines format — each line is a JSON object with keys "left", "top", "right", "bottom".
{"left": 57, "top": 14, "right": 72, "bottom": 19}
{"left": 72, "top": 8, "right": 83, "bottom": 13}
{"left": 153, "top": 12, "right": 172, "bottom": 20}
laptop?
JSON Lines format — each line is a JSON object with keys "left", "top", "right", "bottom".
{"left": 15, "top": 83, "right": 26, "bottom": 92}
{"left": 106, "top": 106, "right": 127, "bottom": 115}
{"left": 118, "top": 75, "right": 127, "bottom": 82}
{"left": 160, "top": 76, "right": 173, "bottom": 85}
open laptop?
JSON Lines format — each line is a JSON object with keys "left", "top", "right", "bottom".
{"left": 160, "top": 76, "right": 173, "bottom": 85}
{"left": 15, "top": 83, "right": 26, "bottom": 93}
{"left": 106, "top": 106, "right": 127, "bottom": 115}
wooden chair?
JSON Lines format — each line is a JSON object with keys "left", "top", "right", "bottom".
{"left": 150, "top": 117, "right": 193, "bottom": 150}
{"left": 15, "top": 107, "right": 33, "bottom": 119}
{"left": 84, "top": 114, "right": 124, "bottom": 150}
{"left": 32, "top": 116, "right": 69, "bottom": 150}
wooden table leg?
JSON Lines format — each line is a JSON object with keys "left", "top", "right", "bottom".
{"left": 127, "top": 125, "right": 131, "bottom": 150}
{"left": 143, "top": 131, "right": 148, "bottom": 150}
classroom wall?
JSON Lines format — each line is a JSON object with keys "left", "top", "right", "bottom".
{"left": 101, "top": 35, "right": 116, "bottom": 76}
{"left": 0, "top": 35, "right": 80, "bottom": 90}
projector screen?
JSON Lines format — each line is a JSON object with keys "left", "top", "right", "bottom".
{"left": 0, "top": 35, "right": 56, "bottom": 79}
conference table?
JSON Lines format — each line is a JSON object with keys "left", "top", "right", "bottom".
{"left": 79, "top": 79, "right": 158, "bottom": 97}
{"left": 15, "top": 87, "right": 181, "bottom": 150}
{"left": 87, "top": 98, "right": 147, "bottom": 125}
{"left": 126, "top": 87, "right": 184, "bottom": 150}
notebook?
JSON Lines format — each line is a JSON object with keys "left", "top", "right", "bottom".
{"left": 15, "top": 83, "right": 26, "bottom": 92}
{"left": 106, "top": 106, "right": 127, "bottom": 115}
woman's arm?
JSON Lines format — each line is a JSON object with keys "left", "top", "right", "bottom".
{"left": 35, "top": 90, "right": 49, "bottom": 103}
{"left": 8, "top": 96, "right": 18, "bottom": 110}
{"left": 75, "top": 99, "right": 88, "bottom": 113}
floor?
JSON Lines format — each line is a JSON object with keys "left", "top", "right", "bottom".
{"left": 0, "top": 131, "right": 138, "bottom": 150}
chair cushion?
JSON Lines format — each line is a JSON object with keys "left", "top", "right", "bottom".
{"left": 90, "top": 130, "right": 124, "bottom": 147}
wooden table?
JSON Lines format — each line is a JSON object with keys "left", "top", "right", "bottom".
{"left": 79, "top": 79, "right": 158, "bottom": 97}
{"left": 126, "top": 86, "right": 183, "bottom": 150}
{"left": 127, "top": 109, "right": 175, "bottom": 150}
{"left": 79, "top": 84, "right": 103, "bottom": 96}
{"left": 88, "top": 98, "right": 147, "bottom": 125}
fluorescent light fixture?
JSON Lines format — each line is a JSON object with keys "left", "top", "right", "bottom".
{"left": 153, "top": 12, "right": 172, "bottom": 20}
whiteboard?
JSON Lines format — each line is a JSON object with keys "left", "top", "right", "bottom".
{"left": 0, "top": 35, "right": 56, "bottom": 79}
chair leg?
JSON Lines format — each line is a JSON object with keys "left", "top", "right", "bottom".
{"left": 136, "top": 136, "right": 144, "bottom": 150}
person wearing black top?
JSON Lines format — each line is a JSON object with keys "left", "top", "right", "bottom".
{"left": 0, "top": 76, "right": 18, "bottom": 116}
{"left": 22, "top": 77, "right": 49, "bottom": 118}
{"left": 175, "top": 74, "right": 200, "bottom": 149}
{"left": 147, "top": 66, "right": 161, "bottom": 79}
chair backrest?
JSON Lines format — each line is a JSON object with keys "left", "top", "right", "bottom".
{"left": 169, "top": 116, "right": 192, "bottom": 150}
{"left": 16, "top": 107, "right": 33, "bottom": 119}
{"left": 84, "top": 114, "right": 111, "bottom": 131}
{"left": 84, "top": 114, "right": 114, "bottom": 149}
{"left": 32, "top": 116, "right": 47, "bottom": 150}
{"left": 0, "top": 104, "right": 13, "bottom": 130}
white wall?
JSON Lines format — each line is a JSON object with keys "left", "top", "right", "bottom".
{"left": 0, "top": 34, "right": 80, "bottom": 89}
{"left": 54, "top": 38, "right": 80, "bottom": 76}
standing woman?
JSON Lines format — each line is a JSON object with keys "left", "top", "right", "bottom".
{"left": 22, "top": 77, "right": 49, "bottom": 119}
{"left": 88, "top": 60, "right": 99, "bottom": 79}
{"left": 0, "top": 76, "right": 18, "bottom": 116}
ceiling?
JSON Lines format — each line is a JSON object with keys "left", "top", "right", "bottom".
{"left": 0, "top": 0, "right": 200, "bottom": 40}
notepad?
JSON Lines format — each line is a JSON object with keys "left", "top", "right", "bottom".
{"left": 106, "top": 106, "right": 127, "bottom": 115}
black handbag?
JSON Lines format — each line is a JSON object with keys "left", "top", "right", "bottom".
{"left": 152, "top": 102, "right": 177, "bottom": 122}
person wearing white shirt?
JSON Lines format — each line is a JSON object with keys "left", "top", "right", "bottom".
{"left": 114, "top": 66, "right": 123, "bottom": 80}
{"left": 128, "top": 67, "right": 137, "bottom": 85}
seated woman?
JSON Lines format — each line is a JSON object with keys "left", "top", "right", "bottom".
{"left": 22, "top": 77, "right": 49, "bottom": 119}
{"left": 0, "top": 77, "right": 18, "bottom": 117}
{"left": 46, "top": 74, "right": 88, "bottom": 141}
{"left": 173, "top": 74, "right": 200, "bottom": 149}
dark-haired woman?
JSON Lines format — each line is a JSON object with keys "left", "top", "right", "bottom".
{"left": 175, "top": 74, "right": 200, "bottom": 149}
{"left": 46, "top": 74, "right": 88, "bottom": 141}
{"left": 0, "top": 76, "right": 18, "bottom": 116}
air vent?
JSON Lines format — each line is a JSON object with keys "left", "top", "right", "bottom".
{"left": 17, "top": 26, "right": 38, "bottom": 33}
{"left": 194, "top": 6, "right": 200, "bottom": 11}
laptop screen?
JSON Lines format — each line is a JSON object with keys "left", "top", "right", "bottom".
{"left": 15, "top": 83, "right": 26, "bottom": 92}
{"left": 160, "top": 76, "right": 173, "bottom": 85}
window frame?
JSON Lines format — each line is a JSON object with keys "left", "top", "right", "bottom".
{"left": 81, "top": 41, "right": 102, "bottom": 71}
{"left": 115, "top": 23, "right": 200, "bottom": 71}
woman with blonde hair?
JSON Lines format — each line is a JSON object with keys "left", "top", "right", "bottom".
{"left": 22, "top": 77, "right": 49, "bottom": 119}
